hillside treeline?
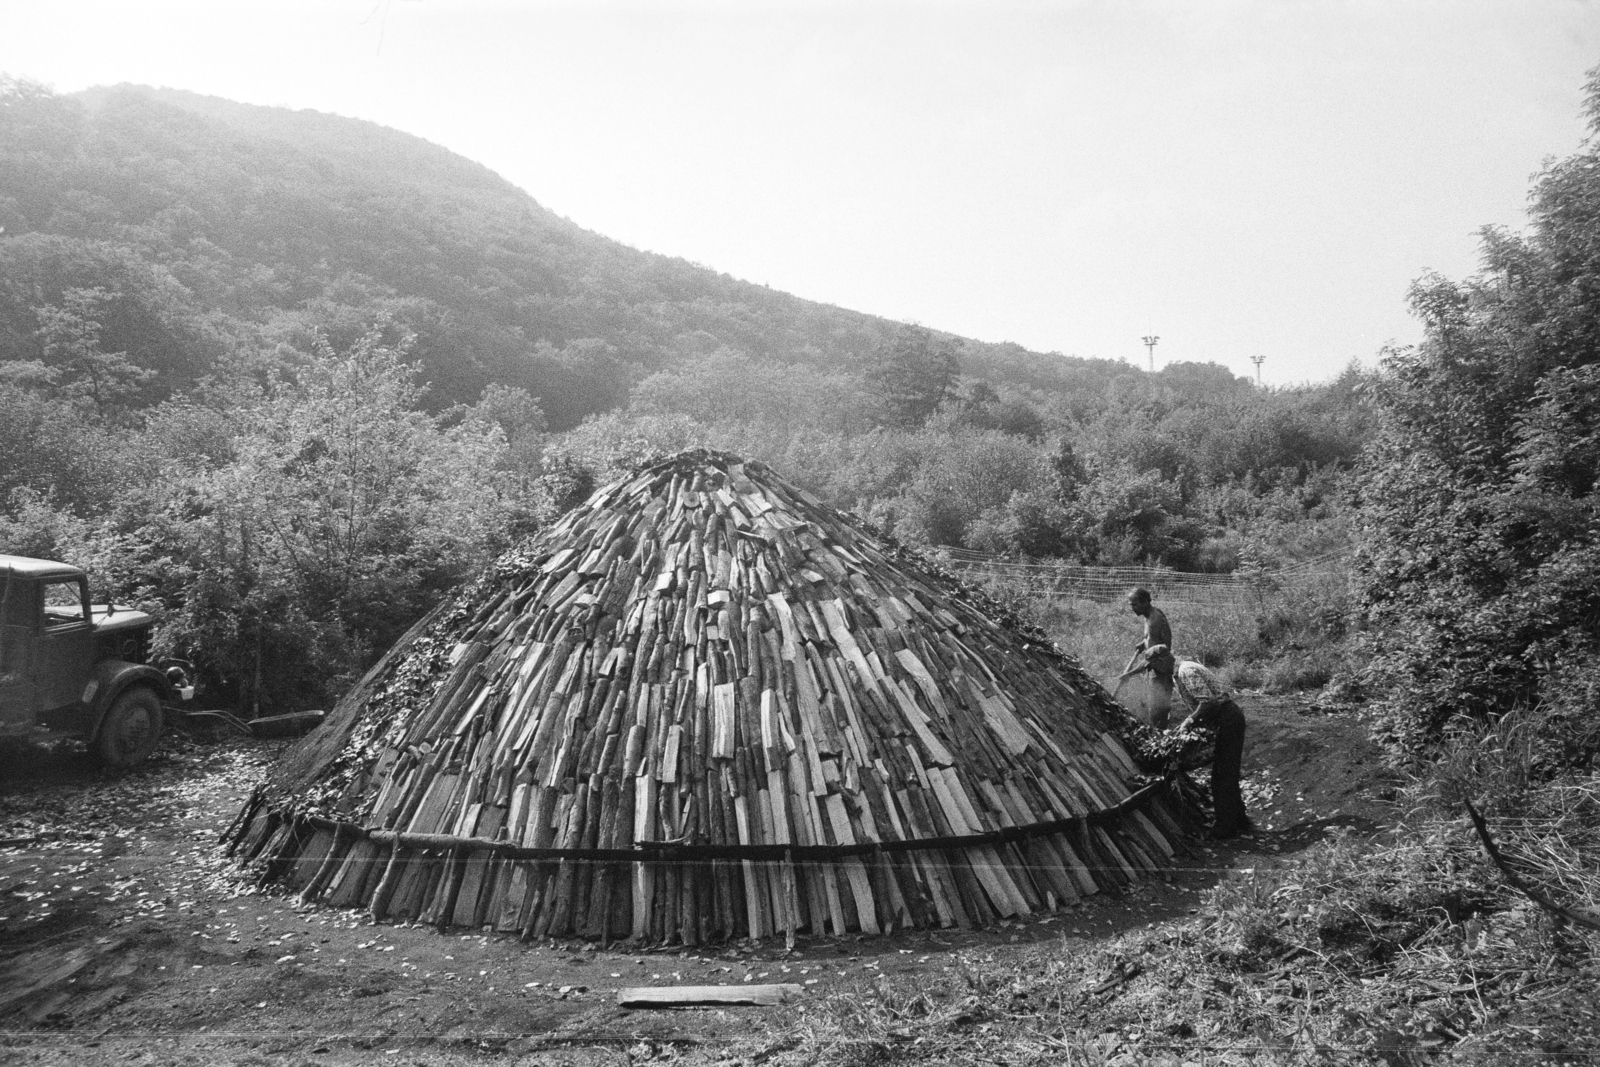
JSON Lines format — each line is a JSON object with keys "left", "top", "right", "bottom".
{"left": 0, "top": 311, "right": 1365, "bottom": 713}
{"left": 0, "top": 75, "right": 1370, "bottom": 712}
{"left": 552, "top": 339, "right": 1365, "bottom": 569}
{"left": 0, "top": 79, "right": 1146, "bottom": 426}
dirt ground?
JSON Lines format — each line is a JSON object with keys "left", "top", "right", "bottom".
{"left": 0, "top": 694, "right": 1401, "bottom": 1066}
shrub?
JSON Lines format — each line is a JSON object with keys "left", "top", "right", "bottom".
{"left": 1355, "top": 74, "right": 1600, "bottom": 757}
{"left": 1259, "top": 646, "right": 1340, "bottom": 693}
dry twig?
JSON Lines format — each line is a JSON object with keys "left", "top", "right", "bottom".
{"left": 1461, "top": 798, "right": 1600, "bottom": 932}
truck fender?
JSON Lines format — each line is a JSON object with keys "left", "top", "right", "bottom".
{"left": 84, "top": 660, "right": 170, "bottom": 740}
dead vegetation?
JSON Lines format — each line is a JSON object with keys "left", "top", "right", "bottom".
{"left": 737, "top": 768, "right": 1599, "bottom": 1065}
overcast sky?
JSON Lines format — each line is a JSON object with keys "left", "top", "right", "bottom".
{"left": 5, "top": 1, "right": 1598, "bottom": 384}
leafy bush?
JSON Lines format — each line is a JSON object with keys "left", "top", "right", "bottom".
{"left": 0, "top": 326, "right": 525, "bottom": 714}
{"left": 1356, "top": 73, "right": 1600, "bottom": 761}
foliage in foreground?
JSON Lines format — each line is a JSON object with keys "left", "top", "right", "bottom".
{"left": 1357, "top": 69, "right": 1600, "bottom": 758}
{"left": 755, "top": 777, "right": 1598, "bottom": 1065}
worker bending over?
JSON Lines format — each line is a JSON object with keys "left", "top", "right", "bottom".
{"left": 1141, "top": 646, "right": 1252, "bottom": 840}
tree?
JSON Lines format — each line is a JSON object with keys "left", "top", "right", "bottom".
{"left": 631, "top": 348, "right": 864, "bottom": 433}
{"left": 868, "top": 325, "right": 959, "bottom": 428}
{"left": 0, "top": 378, "right": 126, "bottom": 513}
{"left": 1355, "top": 68, "right": 1600, "bottom": 760}
{"left": 462, "top": 382, "right": 548, "bottom": 539}
{"left": 32, "top": 287, "right": 154, "bottom": 416}
{"left": 1070, "top": 463, "right": 1201, "bottom": 566}
{"left": 132, "top": 326, "right": 513, "bottom": 713}
{"left": 886, "top": 424, "right": 1050, "bottom": 547}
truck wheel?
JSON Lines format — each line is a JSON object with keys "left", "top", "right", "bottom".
{"left": 94, "top": 687, "right": 163, "bottom": 769}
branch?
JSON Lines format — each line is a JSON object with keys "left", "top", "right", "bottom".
{"left": 1462, "top": 798, "right": 1600, "bottom": 932}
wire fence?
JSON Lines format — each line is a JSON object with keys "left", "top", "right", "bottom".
{"left": 938, "top": 548, "right": 1349, "bottom": 609}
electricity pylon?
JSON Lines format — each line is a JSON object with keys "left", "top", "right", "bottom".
{"left": 1141, "top": 335, "right": 1159, "bottom": 372}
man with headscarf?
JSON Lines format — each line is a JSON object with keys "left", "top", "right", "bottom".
{"left": 1134, "top": 646, "right": 1252, "bottom": 840}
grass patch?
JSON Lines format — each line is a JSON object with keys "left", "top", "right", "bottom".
{"left": 973, "top": 567, "right": 1355, "bottom": 697}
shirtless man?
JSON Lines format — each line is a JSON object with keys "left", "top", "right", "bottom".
{"left": 1126, "top": 587, "right": 1173, "bottom": 728}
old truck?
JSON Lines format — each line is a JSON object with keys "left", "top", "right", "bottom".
{"left": 0, "top": 554, "right": 193, "bottom": 768}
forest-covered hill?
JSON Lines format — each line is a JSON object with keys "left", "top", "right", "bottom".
{"left": 0, "top": 81, "right": 1131, "bottom": 426}
{"left": 1, "top": 76, "right": 1371, "bottom": 711}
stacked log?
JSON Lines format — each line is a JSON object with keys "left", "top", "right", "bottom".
{"left": 230, "top": 450, "right": 1195, "bottom": 944}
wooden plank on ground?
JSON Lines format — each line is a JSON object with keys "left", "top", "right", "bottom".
{"left": 617, "top": 983, "right": 804, "bottom": 1008}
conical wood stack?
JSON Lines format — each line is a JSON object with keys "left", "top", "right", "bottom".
{"left": 227, "top": 449, "right": 1196, "bottom": 945}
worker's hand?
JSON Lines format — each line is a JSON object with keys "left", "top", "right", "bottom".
{"left": 1170, "top": 719, "right": 1205, "bottom": 743}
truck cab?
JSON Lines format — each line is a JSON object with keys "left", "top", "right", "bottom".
{"left": 1, "top": 554, "right": 191, "bottom": 768}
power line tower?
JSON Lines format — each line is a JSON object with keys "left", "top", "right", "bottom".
{"left": 1250, "top": 354, "right": 1265, "bottom": 383}
{"left": 1141, "top": 335, "right": 1159, "bottom": 372}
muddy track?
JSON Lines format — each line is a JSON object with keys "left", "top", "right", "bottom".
{"left": 0, "top": 696, "right": 1399, "bottom": 1065}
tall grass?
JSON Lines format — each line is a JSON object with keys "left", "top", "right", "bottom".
{"left": 974, "top": 566, "right": 1354, "bottom": 695}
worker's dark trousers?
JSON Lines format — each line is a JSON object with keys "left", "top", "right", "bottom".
{"left": 1209, "top": 699, "right": 1249, "bottom": 837}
